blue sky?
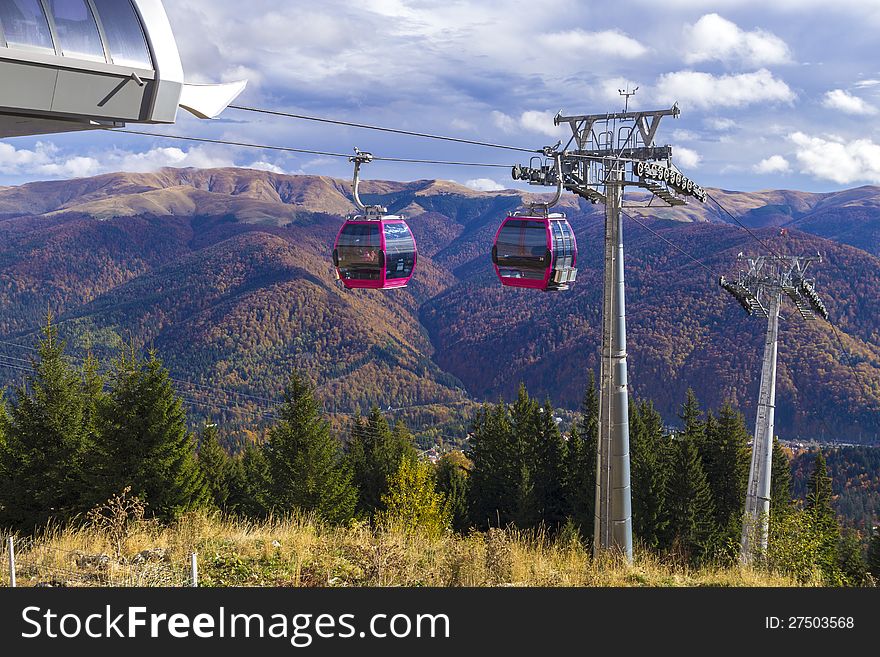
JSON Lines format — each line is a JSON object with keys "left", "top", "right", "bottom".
{"left": 3, "top": 0, "right": 880, "bottom": 193}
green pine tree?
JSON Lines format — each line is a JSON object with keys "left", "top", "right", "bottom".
{"left": 565, "top": 373, "right": 599, "bottom": 543}
{"left": 666, "top": 433, "right": 716, "bottom": 566}
{"left": 266, "top": 373, "right": 356, "bottom": 524}
{"left": 529, "top": 400, "right": 568, "bottom": 531}
{"left": 630, "top": 399, "right": 669, "bottom": 550}
{"left": 198, "top": 423, "right": 232, "bottom": 511}
{"left": 435, "top": 451, "right": 470, "bottom": 532}
{"left": 467, "top": 401, "right": 523, "bottom": 529}
{"left": 80, "top": 352, "right": 110, "bottom": 508}
{"left": 680, "top": 388, "right": 705, "bottom": 444}
{"left": 346, "top": 408, "right": 417, "bottom": 517}
{"left": 96, "top": 351, "right": 209, "bottom": 521}
{"left": 227, "top": 442, "right": 271, "bottom": 518}
{"left": 805, "top": 450, "right": 841, "bottom": 584}
{"left": 867, "top": 527, "right": 880, "bottom": 581}
{"left": 0, "top": 321, "right": 92, "bottom": 530}
{"left": 701, "top": 401, "right": 750, "bottom": 557}
{"left": 837, "top": 528, "right": 867, "bottom": 587}
{"left": 769, "top": 438, "right": 793, "bottom": 517}
{"left": 378, "top": 457, "right": 450, "bottom": 538}
{"left": 506, "top": 384, "right": 551, "bottom": 529}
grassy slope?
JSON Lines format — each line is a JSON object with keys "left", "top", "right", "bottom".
{"left": 4, "top": 513, "right": 807, "bottom": 588}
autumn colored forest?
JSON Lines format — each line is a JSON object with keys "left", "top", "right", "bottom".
{"left": 0, "top": 168, "right": 879, "bottom": 587}
{"left": 0, "top": 169, "right": 877, "bottom": 444}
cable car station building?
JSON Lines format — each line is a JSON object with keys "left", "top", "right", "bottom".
{"left": 0, "top": 0, "right": 245, "bottom": 138}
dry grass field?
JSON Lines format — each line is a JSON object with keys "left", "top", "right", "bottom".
{"left": 2, "top": 513, "right": 811, "bottom": 587}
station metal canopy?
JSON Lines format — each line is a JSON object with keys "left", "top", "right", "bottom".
{"left": 0, "top": 0, "right": 246, "bottom": 138}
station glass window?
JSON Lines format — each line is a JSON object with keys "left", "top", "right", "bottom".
{"left": 0, "top": 0, "right": 55, "bottom": 53}
{"left": 91, "top": 0, "right": 151, "bottom": 68}
{"left": 45, "top": 0, "right": 105, "bottom": 61}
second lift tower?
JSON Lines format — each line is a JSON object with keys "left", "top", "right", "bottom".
{"left": 513, "top": 92, "right": 707, "bottom": 561}
{"left": 720, "top": 254, "right": 830, "bottom": 563}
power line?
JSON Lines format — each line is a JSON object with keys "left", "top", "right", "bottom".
{"left": 0, "top": 361, "right": 34, "bottom": 376}
{"left": 228, "top": 104, "right": 542, "bottom": 155}
{"left": 110, "top": 128, "right": 512, "bottom": 169}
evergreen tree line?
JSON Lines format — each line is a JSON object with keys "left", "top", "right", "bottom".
{"left": 465, "top": 378, "right": 877, "bottom": 584}
{"left": 0, "top": 325, "right": 446, "bottom": 534}
{"left": 1, "top": 326, "right": 877, "bottom": 585}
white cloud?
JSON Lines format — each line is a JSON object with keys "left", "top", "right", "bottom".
{"left": 0, "top": 141, "right": 242, "bottom": 180}
{"left": 519, "top": 111, "right": 565, "bottom": 138}
{"left": 704, "top": 117, "right": 736, "bottom": 131}
{"left": 0, "top": 142, "right": 100, "bottom": 179}
{"left": 790, "top": 132, "right": 880, "bottom": 184}
{"left": 753, "top": 155, "right": 791, "bottom": 174}
{"left": 657, "top": 69, "right": 795, "bottom": 109}
{"left": 673, "top": 146, "right": 702, "bottom": 169}
{"left": 247, "top": 161, "right": 286, "bottom": 174}
{"left": 683, "top": 14, "right": 791, "bottom": 67}
{"left": 109, "top": 146, "right": 235, "bottom": 173}
{"left": 491, "top": 111, "right": 518, "bottom": 133}
{"left": 450, "top": 118, "right": 476, "bottom": 132}
{"left": 539, "top": 29, "right": 647, "bottom": 59}
{"left": 671, "top": 129, "right": 699, "bottom": 142}
{"left": 822, "top": 89, "right": 877, "bottom": 115}
{"left": 465, "top": 178, "right": 505, "bottom": 192}
{"left": 854, "top": 79, "right": 880, "bottom": 89}
{"left": 492, "top": 110, "right": 564, "bottom": 138}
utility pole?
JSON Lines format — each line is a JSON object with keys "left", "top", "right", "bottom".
{"left": 512, "top": 93, "right": 706, "bottom": 562}
{"left": 720, "top": 254, "right": 829, "bottom": 563}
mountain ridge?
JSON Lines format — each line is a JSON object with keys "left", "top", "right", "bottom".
{"left": 0, "top": 167, "right": 877, "bottom": 441}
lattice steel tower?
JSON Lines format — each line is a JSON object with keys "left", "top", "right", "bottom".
{"left": 512, "top": 93, "right": 706, "bottom": 562}
{"left": 719, "top": 254, "right": 829, "bottom": 563}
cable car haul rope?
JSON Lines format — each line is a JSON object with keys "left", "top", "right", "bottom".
{"left": 99, "top": 101, "right": 871, "bottom": 405}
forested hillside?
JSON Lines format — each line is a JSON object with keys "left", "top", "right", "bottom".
{"left": 0, "top": 168, "right": 877, "bottom": 441}
{"left": 792, "top": 447, "right": 880, "bottom": 530}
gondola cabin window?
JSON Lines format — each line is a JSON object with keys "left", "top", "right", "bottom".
{"left": 492, "top": 214, "right": 578, "bottom": 292}
{"left": 336, "top": 222, "right": 383, "bottom": 282}
{"left": 494, "top": 218, "right": 550, "bottom": 280}
{"left": 383, "top": 221, "right": 416, "bottom": 281}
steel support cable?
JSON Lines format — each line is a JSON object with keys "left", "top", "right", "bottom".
{"left": 619, "top": 206, "right": 861, "bottom": 441}
{"left": 227, "top": 104, "right": 542, "bottom": 155}
{"left": 830, "top": 323, "right": 874, "bottom": 405}
{"left": 706, "top": 191, "right": 787, "bottom": 261}
{"left": 620, "top": 209, "right": 715, "bottom": 275}
{"left": 109, "top": 129, "right": 512, "bottom": 168}
{"left": 703, "top": 191, "right": 875, "bottom": 407}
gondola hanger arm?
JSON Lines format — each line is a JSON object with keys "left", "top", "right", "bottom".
{"left": 349, "top": 148, "right": 386, "bottom": 216}
{"left": 526, "top": 150, "right": 564, "bottom": 215}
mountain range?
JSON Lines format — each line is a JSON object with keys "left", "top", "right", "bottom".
{"left": 0, "top": 168, "right": 877, "bottom": 442}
